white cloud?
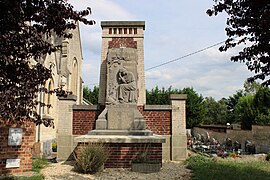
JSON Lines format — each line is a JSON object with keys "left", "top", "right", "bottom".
{"left": 68, "top": 0, "right": 257, "bottom": 100}
{"left": 69, "top": 0, "right": 135, "bottom": 21}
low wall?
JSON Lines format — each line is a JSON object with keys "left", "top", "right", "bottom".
{"left": 139, "top": 105, "right": 171, "bottom": 135}
{"left": 252, "top": 125, "right": 270, "bottom": 153}
{"left": 0, "top": 121, "right": 35, "bottom": 177}
{"left": 58, "top": 94, "right": 187, "bottom": 162}
{"left": 73, "top": 105, "right": 172, "bottom": 136}
{"left": 76, "top": 142, "right": 162, "bottom": 168}
{"left": 193, "top": 125, "right": 270, "bottom": 153}
{"left": 73, "top": 105, "right": 100, "bottom": 135}
{"left": 73, "top": 105, "right": 172, "bottom": 161}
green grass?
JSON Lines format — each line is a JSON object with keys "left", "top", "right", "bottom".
{"left": 11, "top": 158, "right": 48, "bottom": 180}
{"left": 4, "top": 158, "right": 48, "bottom": 180}
{"left": 186, "top": 155, "right": 270, "bottom": 180}
{"left": 32, "top": 158, "right": 48, "bottom": 173}
{"left": 16, "top": 175, "right": 44, "bottom": 180}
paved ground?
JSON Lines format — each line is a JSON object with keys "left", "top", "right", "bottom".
{"left": 41, "top": 161, "right": 192, "bottom": 180}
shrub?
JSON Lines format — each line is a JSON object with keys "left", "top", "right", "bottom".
{"left": 266, "top": 152, "right": 270, "bottom": 161}
{"left": 74, "top": 143, "right": 109, "bottom": 174}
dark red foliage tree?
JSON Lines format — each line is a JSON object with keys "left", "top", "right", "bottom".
{"left": 207, "top": 0, "right": 270, "bottom": 85}
{"left": 0, "top": 0, "right": 95, "bottom": 126}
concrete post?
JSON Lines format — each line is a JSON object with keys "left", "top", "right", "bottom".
{"left": 170, "top": 94, "right": 187, "bottom": 160}
{"left": 57, "top": 95, "right": 77, "bottom": 161}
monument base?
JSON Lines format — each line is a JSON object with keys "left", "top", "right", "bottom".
{"left": 88, "top": 129, "right": 153, "bottom": 136}
{"left": 95, "top": 104, "right": 146, "bottom": 130}
{"left": 74, "top": 135, "right": 165, "bottom": 168}
{"left": 75, "top": 134, "right": 165, "bottom": 143}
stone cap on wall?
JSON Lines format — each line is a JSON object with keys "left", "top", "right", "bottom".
{"left": 144, "top": 105, "right": 172, "bottom": 110}
{"left": 75, "top": 134, "right": 166, "bottom": 143}
{"left": 58, "top": 94, "right": 77, "bottom": 101}
{"left": 73, "top": 105, "right": 99, "bottom": 111}
{"left": 169, "top": 94, "right": 187, "bottom": 100}
{"left": 101, "top": 21, "right": 145, "bottom": 30}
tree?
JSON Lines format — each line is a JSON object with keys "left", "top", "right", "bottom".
{"left": 203, "top": 97, "right": 228, "bottom": 125}
{"left": 243, "top": 80, "right": 261, "bottom": 94}
{"left": 253, "top": 87, "right": 270, "bottom": 125}
{"left": 0, "top": 0, "right": 95, "bottom": 126}
{"left": 146, "top": 86, "right": 180, "bottom": 105}
{"left": 180, "top": 88, "right": 206, "bottom": 128}
{"left": 146, "top": 86, "right": 206, "bottom": 128}
{"left": 234, "top": 86, "right": 270, "bottom": 129}
{"left": 83, "top": 86, "right": 99, "bottom": 105}
{"left": 225, "top": 90, "right": 244, "bottom": 124}
{"left": 207, "top": 1, "right": 270, "bottom": 85}
{"left": 235, "top": 94, "right": 257, "bottom": 130}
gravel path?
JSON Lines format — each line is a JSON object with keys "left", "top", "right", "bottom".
{"left": 41, "top": 161, "right": 192, "bottom": 180}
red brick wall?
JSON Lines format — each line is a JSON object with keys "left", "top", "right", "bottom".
{"left": 73, "top": 111, "right": 98, "bottom": 135}
{"left": 73, "top": 106, "right": 172, "bottom": 136}
{"left": 73, "top": 106, "right": 169, "bottom": 168}
{"left": 138, "top": 106, "right": 171, "bottom": 135}
{"left": 108, "top": 38, "right": 137, "bottom": 49}
{"left": 76, "top": 142, "right": 162, "bottom": 168}
{"left": 0, "top": 121, "right": 35, "bottom": 177}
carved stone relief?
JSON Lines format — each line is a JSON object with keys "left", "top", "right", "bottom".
{"left": 105, "top": 48, "right": 138, "bottom": 104}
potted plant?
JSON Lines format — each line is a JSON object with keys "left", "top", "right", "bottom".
{"left": 131, "top": 145, "right": 161, "bottom": 173}
{"left": 52, "top": 141, "right": 57, "bottom": 152}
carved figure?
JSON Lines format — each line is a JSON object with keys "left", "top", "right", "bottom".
{"left": 117, "top": 68, "right": 137, "bottom": 103}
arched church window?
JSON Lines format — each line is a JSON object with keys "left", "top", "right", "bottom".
{"left": 71, "top": 58, "right": 78, "bottom": 96}
{"left": 47, "top": 81, "right": 52, "bottom": 114}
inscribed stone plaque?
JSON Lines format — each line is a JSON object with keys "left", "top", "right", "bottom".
{"left": 43, "top": 140, "right": 52, "bottom": 156}
{"left": 8, "top": 128, "right": 23, "bottom": 146}
{"left": 6, "top": 159, "right": 20, "bottom": 168}
{"left": 107, "top": 108, "right": 134, "bottom": 130}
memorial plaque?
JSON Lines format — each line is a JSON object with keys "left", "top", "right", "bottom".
{"left": 8, "top": 128, "right": 23, "bottom": 146}
{"left": 6, "top": 159, "right": 20, "bottom": 168}
{"left": 107, "top": 107, "right": 134, "bottom": 129}
{"left": 43, "top": 140, "right": 52, "bottom": 156}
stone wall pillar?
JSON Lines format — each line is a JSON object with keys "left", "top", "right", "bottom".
{"left": 170, "top": 94, "right": 187, "bottom": 160}
{"left": 57, "top": 95, "right": 77, "bottom": 161}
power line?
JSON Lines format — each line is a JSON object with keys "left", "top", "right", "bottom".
{"left": 85, "top": 40, "right": 226, "bottom": 87}
{"left": 145, "top": 40, "right": 226, "bottom": 71}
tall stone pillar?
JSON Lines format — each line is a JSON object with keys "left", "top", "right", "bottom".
{"left": 98, "top": 21, "right": 146, "bottom": 106}
{"left": 57, "top": 95, "right": 77, "bottom": 160}
{"left": 75, "top": 21, "right": 165, "bottom": 168}
{"left": 170, "top": 94, "right": 187, "bottom": 160}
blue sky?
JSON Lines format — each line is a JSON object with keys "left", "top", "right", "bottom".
{"left": 70, "top": 0, "right": 253, "bottom": 100}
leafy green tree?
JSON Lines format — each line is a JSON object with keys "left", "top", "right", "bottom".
{"left": 225, "top": 90, "right": 244, "bottom": 124}
{"left": 207, "top": 1, "right": 270, "bottom": 85}
{"left": 243, "top": 80, "right": 262, "bottom": 95}
{"left": 203, "top": 97, "right": 228, "bottom": 125}
{"left": 253, "top": 87, "right": 270, "bottom": 125}
{"left": 180, "top": 87, "right": 206, "bottom": 129}
{"left": 229, "top": 82, "right": 270, "bottom": 129}
{"left": 0, "top": 0, "right": 94, "bottom": 126}
{"left": 146, "top": 86, "right": 206, "bottom": 128}
{"left": 146, "top": 86, "right": 182, "bottom": 105}
{"left": 235, "top": 94, "right": 257, "bottom": 130}
{"left": 146, "top": 86, "right": 169, "bottom": 105}
{"left": 83, "top": 86, "right": 99, "bottom": 105}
